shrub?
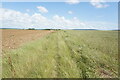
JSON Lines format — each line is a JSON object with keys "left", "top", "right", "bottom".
{"left": 27, "top": 28, "right": 35, "bottom": 30}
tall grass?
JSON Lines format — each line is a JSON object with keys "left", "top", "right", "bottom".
{"left": 2, "top": 30, "right": 118, "bottom": 78}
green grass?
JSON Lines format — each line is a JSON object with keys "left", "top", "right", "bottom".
{"left": 2, "top": 30, "right": 118, "bottom": 78}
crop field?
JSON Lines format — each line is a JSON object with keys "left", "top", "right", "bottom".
{"left": 2, "top": 30, "right": 118, "bottom": 78}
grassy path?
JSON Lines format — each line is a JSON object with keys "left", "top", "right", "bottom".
{"left": 56, "top": 32, "right": 80, "bottom": 78}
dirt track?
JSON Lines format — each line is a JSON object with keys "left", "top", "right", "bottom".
{"left": 1, "top": 29, "right": 54, "bottom": 50}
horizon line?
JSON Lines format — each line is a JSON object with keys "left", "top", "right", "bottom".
{"left": 0, "top": 28, "right": 119, "bottom": 31}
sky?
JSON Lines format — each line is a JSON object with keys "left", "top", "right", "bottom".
{"left": 0, "top": 1, "right": 118, "bottom": 30}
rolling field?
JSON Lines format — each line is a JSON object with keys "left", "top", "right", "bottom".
{"left": 2, "top": 30, "right": 118, "bottom": 78}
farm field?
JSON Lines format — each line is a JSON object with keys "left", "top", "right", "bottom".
{"left": 2, "top": 29, "right": 54, "bottom": 51}
{"left": 2, "top": 30, "right": 118, "bottom": 78}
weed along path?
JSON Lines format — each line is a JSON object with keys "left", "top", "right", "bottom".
{"left": 2, "top": 30, "right": 118, "bottom": 78}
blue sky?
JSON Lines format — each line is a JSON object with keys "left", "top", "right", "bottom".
{"left": 1, "top": 2, "right": 118, "bottom": 30}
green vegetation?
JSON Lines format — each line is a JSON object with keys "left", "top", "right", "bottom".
{"left": 27, "top": 28, "right": 36, "bottom": 30}
{"left": 2, "top": 30, "right": 118, "bottom": 78}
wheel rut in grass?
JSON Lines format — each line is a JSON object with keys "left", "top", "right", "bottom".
{"left": 55, "top": 31, "right": 80, "bottom": 78}
{"left": 60, "top": 31, "right": 88, "bottom": 78}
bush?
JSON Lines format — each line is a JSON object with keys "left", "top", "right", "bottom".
{"left": 28, "top": 28, "right": 35, "bottom": 30}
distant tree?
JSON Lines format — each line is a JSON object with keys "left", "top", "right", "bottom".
{"left": 44, "top": 29, "right": 51, "bottom": 30}
{"left": 54, "top": 29, "right": 61, "bottom": 31}
{"left": 28, "top": 28, "right": 35, "bottom": 30}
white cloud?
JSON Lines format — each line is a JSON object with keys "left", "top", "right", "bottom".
{"left": 52, "top": 15, "right": 87, "bottom": 29}
{"left": 90, "top": 0, "right": 109, "bottom": 8}
{"left": 26, "top": 9, "right": 30, "bottom": 12}
{"left": 85, "top": 21, "right": 117, "bottom": 30}
{"left": 66, "top": 0, "right": 109, "bottom": 8}
{"left": 37, "top": 6, "right": 48, "bottom": 13}
{"left": 0, "top": 8, "right": 117, "bottom": 30}
{"left": 66, "top": 0, "right": 80, "bottom": 4}
{"left": 68, "top": 11, "right": 73, "bottom": 14}
{"left": 0, "top": 8, "right": 31, "bottom": 28}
